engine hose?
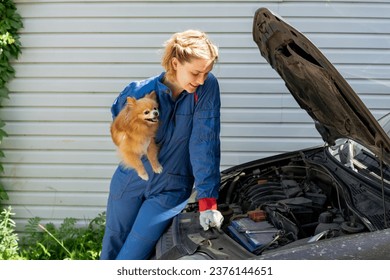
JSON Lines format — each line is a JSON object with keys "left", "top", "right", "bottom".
{"left": 249, "top": 190, "right": 286, "bottom": 204}
{"left": 225, "top": 172, "right": 245, "bottom": 204}
{"left": 248, "top": 194, "right": 288, "bottom": 210}
{"left": 243, "top": 184, "right": 282, "bottom": 198}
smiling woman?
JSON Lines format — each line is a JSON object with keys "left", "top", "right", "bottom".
{"left": 161, "top": 30, "right": 218, "bottom": 98}
{"left": 101, "top": 29, "right": 223, "bottom": 260}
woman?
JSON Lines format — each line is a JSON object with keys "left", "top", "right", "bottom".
{"left": 100, "top": 30, "right": 223, "bottom": 260}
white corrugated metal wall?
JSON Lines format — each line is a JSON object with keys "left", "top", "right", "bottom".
{"left": 1, "top": 0, "right": 389, "bottom": 230}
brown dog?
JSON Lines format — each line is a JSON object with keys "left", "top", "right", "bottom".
{"left": 110, "top": 91, "right": 162, "bottom": 180}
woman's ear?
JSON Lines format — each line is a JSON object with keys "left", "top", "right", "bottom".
{"left": 171, "top": 57, "right": 178, "bottom": 71}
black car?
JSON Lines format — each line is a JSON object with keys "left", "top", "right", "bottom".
{"left": 154, "top": 8, "right": 390, "bottom": 260}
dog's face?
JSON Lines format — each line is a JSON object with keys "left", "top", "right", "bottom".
{"left": 126, "top": 91, "right": 159, "bottom": 126}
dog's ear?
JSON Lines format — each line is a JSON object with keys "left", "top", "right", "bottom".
{"left": 126, "top": 97, "right": 137, "bottom": 108}
{"left": 145, "top": 91, "right": 157, "bottom": 100}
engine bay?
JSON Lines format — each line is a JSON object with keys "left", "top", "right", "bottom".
{"left": 155, "top": 147, "right": 390, "bottom": 260}
{"left": 216, "top": 151, "right": 368, "bottom": 255}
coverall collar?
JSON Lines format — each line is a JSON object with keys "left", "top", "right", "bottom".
{"left": 157, "top": 72, "right": 191, "bottom": 102}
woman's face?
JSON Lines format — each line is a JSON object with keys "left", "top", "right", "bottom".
{"left": 172, "top": 57, "right": 214, "bottom": 93}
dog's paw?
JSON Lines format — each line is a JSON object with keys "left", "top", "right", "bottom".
{"left": 153, "top": 164, "right": 163, "bottom": 174}
{"left": 138, "top": 172, "right": 149, "bottom": 181}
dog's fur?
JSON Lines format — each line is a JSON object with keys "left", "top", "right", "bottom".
{"left": 110, "top": 91, "right": 162, "bottom": 180}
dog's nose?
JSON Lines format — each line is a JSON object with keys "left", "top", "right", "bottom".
{"left": 153, "top": 111, "right": 159, "bottom": 117}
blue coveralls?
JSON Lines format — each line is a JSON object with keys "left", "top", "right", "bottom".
{"left": 100, "top": 72, "right": 221, "bottom": 260}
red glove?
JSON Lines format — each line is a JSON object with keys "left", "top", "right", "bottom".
{"left": 198, "top": 198, "right": 218, "bottom": 211}
{"left": 198, "top": 198, "right": 223, "bottom": 231}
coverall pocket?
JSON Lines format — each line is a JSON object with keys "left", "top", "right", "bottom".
{"left": 158, "top": 173, "right": 194, "bottom": 209}
{"left": 109, "top": 165, "right": 134, "bottom": 200}
{"left": 173, "top": 114, "right": 193, "bottom": 142}
{"left": 193, "top": 109, "right": 220, "bottom": 141}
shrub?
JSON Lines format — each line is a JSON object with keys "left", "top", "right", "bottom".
{"left": 0, "top": 207, "right": 105, "bottom": 260}
{"left": 20, "top": 212, "right": 106, "bottom": 260}
{"left": 0, "top": 206, "right": 24, "bottom": 259}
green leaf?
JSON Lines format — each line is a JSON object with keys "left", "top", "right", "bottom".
{"left": 9, "top": 19, "right": 22, "bottom": 30}
{"left": 0, "top": 90, "right": 8, "bottom": 100}
{"left": 0, "top": 129, "right": 8, "bottom": 138}
{"left": 0, "top": 184, "right": 9, "bottom": 201}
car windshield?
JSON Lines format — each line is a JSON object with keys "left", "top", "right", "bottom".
{"left": 378, "top": 113, "right": 390, "bottom": 136}
{"left": 329, "top": 113, "right": 390, "bottom": 184}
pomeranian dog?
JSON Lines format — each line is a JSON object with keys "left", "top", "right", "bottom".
{"left": 110, "top": 91, "right": 163, "bottom": 180}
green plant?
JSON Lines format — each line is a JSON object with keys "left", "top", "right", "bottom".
{"left": 0, "top": 0, "right": 22, "bottom": 91}
{"left": 0, "top": 206, "right": 23, "bottom": 259}
{"left": 0, "top": 0, "right": 23, "bottom": 201}
{"left": 20, "top": 212, "right": 106, "bottom": 260}
{"left": 0, "top": 209, "right": 106, "bottom": 260}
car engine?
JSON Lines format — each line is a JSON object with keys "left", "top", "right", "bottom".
{"left": 155, "top": 147, "right": 390, "bottom": 259}
{"left": 217, "top": 151, "right": 368, "bottom": 255}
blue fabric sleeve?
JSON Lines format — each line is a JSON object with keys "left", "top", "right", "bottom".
{"left": 189, "top": 73, "right": 221, "bottom": 200}
{"left": 111, "top": 75, "right": 159, "bottom": 119}
{"left": 111, "top": 83, "right": 136, "bottom": 119}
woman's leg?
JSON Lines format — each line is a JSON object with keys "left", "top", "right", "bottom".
{"left": 100, "top": 166, "right": 145, "bottom": 260}
{"left": 115, "top": 193, "right": 188, "bottom": 260}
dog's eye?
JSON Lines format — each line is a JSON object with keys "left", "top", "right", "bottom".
{"left": 144, "top": 110, "right": 150, "bottom": 115}
{"left": 153, "top": 108, "right": 157, "bottom": 110}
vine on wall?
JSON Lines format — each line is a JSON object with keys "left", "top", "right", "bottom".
{"left": 0, "top": 0, "right": 23, "bottom": 201}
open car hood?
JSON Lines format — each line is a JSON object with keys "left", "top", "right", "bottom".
{"left": 252, "top": 8, "right": 390, "bottom": 162}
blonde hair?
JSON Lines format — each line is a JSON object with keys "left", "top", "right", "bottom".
{"left": 161, "top": 30, "right": 219, "bottom": 80}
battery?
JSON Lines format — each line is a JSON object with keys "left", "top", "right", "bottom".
{"left": 228, "top": 218, "right": 277, "bottom": 253}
